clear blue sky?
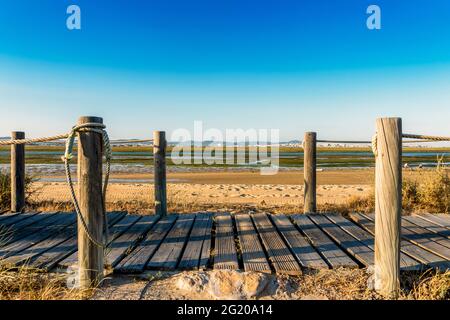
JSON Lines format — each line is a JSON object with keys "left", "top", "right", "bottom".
{"left": 1, "top": 0, "right": 450, "bottom": 140}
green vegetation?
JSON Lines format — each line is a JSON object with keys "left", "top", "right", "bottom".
{"left": 0, "top": 145, "right": 448, "bottom": 167}
{"left": 0, "top": 171, "right": 35, "bottom": 212}
{"left": 338, "top": 161, "right": 450, "bottom": 214}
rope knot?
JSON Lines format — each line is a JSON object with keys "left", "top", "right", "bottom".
{"left": 62, "top": 122, "right": 111, "bottom": 249}
{"left": 371, "top": 133, "right": 378, "bottom": 157}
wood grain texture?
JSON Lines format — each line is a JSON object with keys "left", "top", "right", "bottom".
{"left": 308, "top": 214, "right": 373, "bottom": 266}
{"left": 0, "top": 213, "right": 73, "bottom": 261}
{"left": 406, "top": 215, "right": 450, "bottom": 240}
{"left": 374, "top": 117, "right": 402, "bottom": 297}
{"left": 291, "top": 214, "right": 358, "bottom": 268}
{"left": 271, "top": 214, "right": 328, "bottom": 269}
{"left": 213, "top": 213, "right": 239, "bottom": 270}
{"left": 106, "top": 215, "right": 160, "bottom": 268}
{"left": 27, "top": 212, "right": 126, "bottom": 271}
{"left": 235, "top": 214, "right": 271, "bottom": 273}
{"left": 179, "top": 213, "right": 213, "bottom": 270}
{"left": 252, "top": 213, "right": 301, "bottom": 275}
{"left": 59, "top": 213, "right": 141, "bottom": 268}
{"left": 147, "top": 214, "right": 195, "bottom": 270}
{"left": 304, "top": 132, "right": 317, "bottom": 213}
{"left": 416, "top": 213, "right": 450, "bottom": 231}
{"left": 351, "top": 213, "right": 450, "bottom": 270}
{"left": 11, "top": 131, "right": 25, "bottom": 212}
{"left": 116, "top": 215, "right": 178, "bottom": 273}
{"left": 326, "top": 213, "right": 421, "bottom": 270}
{"left": 77, "top": 116, "right": 104, "bottom": 288}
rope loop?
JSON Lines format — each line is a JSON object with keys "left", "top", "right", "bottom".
{"left": 62, "top": 122, "right": 111, "bottom": 249}
{"left": 371, "top": 134, "right": 378, "bottom": 157}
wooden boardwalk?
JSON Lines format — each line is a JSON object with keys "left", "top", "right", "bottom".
{"left": 0, "top": 211, "right": 449, "bottom": 274}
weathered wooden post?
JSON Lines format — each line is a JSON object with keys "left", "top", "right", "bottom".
{"left": 303, "top": 132, "right": 317, "bottom": 213}
{"left": 154, "top": 131, "right": 167, "bottom": 216}
{"left": 11, "top": 131, "right": 25, "bottom": 213}
{"left": 374, "top": 117, "right": 402, "bottom": 298}
{"left": 77, "top": 116, "right": 104, "bottom": 289}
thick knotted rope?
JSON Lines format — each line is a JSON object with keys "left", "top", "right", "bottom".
{"left": 371, "top": 132, "right": 450, "bottom": 157}
{"left": 371, "top": 134, "right": 379, "bottom": 157}
{"left": 62, "top": 122, "right": 111, "bottom": 249}
{"left": 0, "top": 134, "right": 68, "bottom": 145}
{"left": 402, "top": 133, "right": 450, "bottom": 142}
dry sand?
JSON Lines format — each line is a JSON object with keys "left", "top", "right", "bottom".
{"left": 30, "top": 182, "right": 371, "bottom": 213}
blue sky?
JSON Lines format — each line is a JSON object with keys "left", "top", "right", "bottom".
{"left": 0, "top": 0, "right": 450, "bottom": 140}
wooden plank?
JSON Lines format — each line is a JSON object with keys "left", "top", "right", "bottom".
{"left": 115, "top": 215, "right": 178, "bottom": 273}
{"left": 0, "top": 212, "right": 58, "bottom": 246}
{"left": 178, "top": 213, "right": 214, "bottom": 270}
{"left": 0, "top": 212, "right": 20, "bottom": 224}
{"left": 0, "top": 212, "right": 39, "bottom": 228}
{"left": 325, "top": 213, "right": 421, "bottom": 270}
{"left": 291, "top": 214, "right": 358, "bottom": 268}
{"left": 235, "top": 214, "right": 271, "bottom": 273}
{"left": 213, "top": 213, "right": 239, "bottom": 270}
{"left": 271, "top": 214, "right": 328, "bottom": 270}
{"left": 366, "top": 213, "right": 450, "bottom": 260}
{"left": 0, "top": 213, "right": 75, "bottom": 261}
{"left": 406, "top": 215, "right": 450, "bottom": 240}
{"left": 308, "top": 214, "right": 373, "bottom": 266}
{"left": 350, "top": 213, "right": 450, "bottom": 269}
{"left": 105, "top": 215, "right": 160, "bottom": 268}
{"left": 147, "top": 214, "right": 195, "bottom": 270}
{"left": 436, "top": 214, "right": 450, "bottom": 222}
{"left": 58, "top": 214, "right": 141, "bottom": 268}
{"left": 401, "top": 218, "right": 450, "bottom": 252}
{"left": 416, "top": 213, "right": 450, "bottom": 230}
{"left": 1, "top": 214, "right": 78, "bottom": 267}
{"left": 252, "top": 213, "right": 301, "bottom": 275}
{"left": 28, "top": 212, "right": 126, "bottom": 271}
{"left": 198, "top": 214, "right": 213, "bottom": 270}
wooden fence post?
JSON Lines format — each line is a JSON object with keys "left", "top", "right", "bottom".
{"left": 154, "top": 131, "right": 167, "bottom": 216}
{"left": 11, "top": 131, "right": 25, "bottom": 213}
{"left": 304, "top": 132, "right": 317, "bottom": 213}
{"left": 374, "top": 117, "right": 402, "bottom": 298}
{"left": 77, "top": 116, "right": 104, "bottom": 289}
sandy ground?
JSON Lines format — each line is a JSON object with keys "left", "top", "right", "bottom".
{"left": 43, "top": 169, "right": 376, "bottom": 185}
{"left": 30, "top": 182, "right": 371, "bottom": 213}
{"left": 91, "top": 269, "right": 378, "bottom": 300}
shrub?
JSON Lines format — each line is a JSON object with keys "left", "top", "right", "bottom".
{"left": 0, "top": 170, "right": 35, "bottom": 212}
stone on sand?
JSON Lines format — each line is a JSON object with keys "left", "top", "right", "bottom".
{"left": 175, "top": 270, "right": 277, "bottom": 300}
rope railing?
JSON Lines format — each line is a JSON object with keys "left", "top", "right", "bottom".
{"left": 0, "top": 137, "right": 153, "bottom": 146}
{"left": 402, "top": 133, "right": 450, "bottom": 141}
{"left": 0, "top": 134, "right": 69, "bottom": 145}
{"left": 0, "top": 123, "right": 111, "bottom": 249}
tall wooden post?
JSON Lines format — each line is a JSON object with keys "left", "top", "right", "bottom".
{"left": 11, "top": 131, "right": 25, "bottom": 213}
{"left": 374, "top": 117, "right": 402, "bottom": 299}
{"left": 77, "top": 116, "right": 104, "bottom": 289}
{"left": 154, "top": 131, "right": 167, "bottom": 216}
{"left": 304, "top": 132, "right": 317, "bottom": 213}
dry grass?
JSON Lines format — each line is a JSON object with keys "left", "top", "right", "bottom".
{"left": 400, "top": 269, "right": 450, "bottom": 300}
{"left": 403, "top": 163, "right": 450, "bottom": 214}
{"left": 322, "top": 165, "right": 450, "bottom": 216}
{"left": 281, "top": 268, "right": 449, "bottom": 300}
{"left": 0, "top": 267, "right": 92, "bottom": 300}
{"left": 290, "top": 268, "right": 379, "bottom": 300}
